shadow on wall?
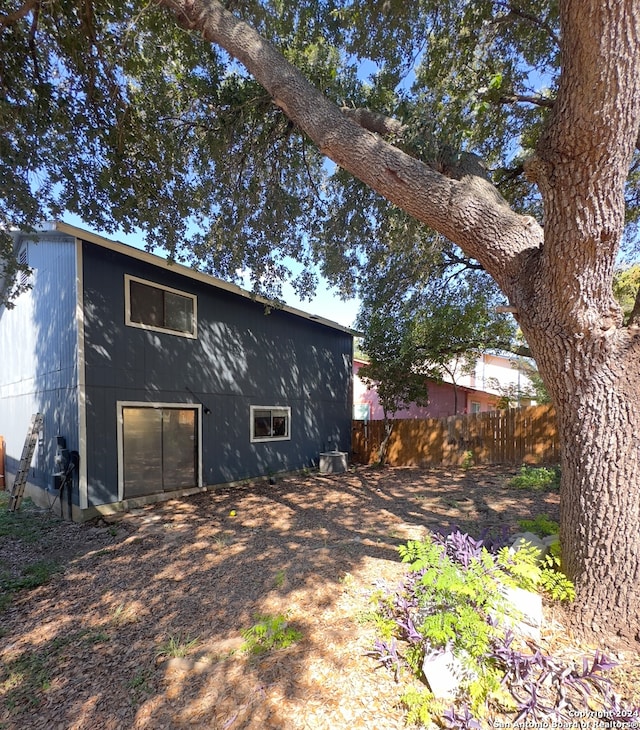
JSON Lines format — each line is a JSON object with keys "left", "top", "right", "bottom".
{"left": 78, "top": 249, "right": 352, "bottom": 504}
{"left": 29, "top": 238, "right": 81, "bottom": 509}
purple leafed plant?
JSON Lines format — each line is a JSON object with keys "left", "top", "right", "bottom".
{"left": 562, "top": 650, "right": 617, "bottom": 702}
{"left": 478, "top": 525, "right": 513, "bottom": 552}
{"left": 433, "top": 529, "right": 484, "bottom": 567}
{"left": 370, "top": 638, "right": 402, "bottom": 680}
{"left": 370, "top": 529, "right": 637, "bottom": 727}
{"left": 443, "top": 704, "right": 482, "bottom": 729}
{"left": 395, "top": 612, "right": 422, "bottom": 645}
{"left": 490, "top": 632, "right": 625, "bottom": 722}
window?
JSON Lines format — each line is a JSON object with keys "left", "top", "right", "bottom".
{"left": 353, "top": 403, "right": 370, "bottom": 421}
{"left": 250, "top": 406, "right": 291, "bottom": 442}
{"left": 471, "top": 401, "right": 481, "bottom": 414}
{"left": 125, "top": 275, "right": 197, "bottom": 338}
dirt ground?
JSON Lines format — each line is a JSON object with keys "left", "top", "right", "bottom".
{"left": 1, "top": 465, "right": 638, "bottom": 729}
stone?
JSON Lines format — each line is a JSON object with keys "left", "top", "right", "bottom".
{"left": 511, "top": 531, "right": 548, "bottom": 562}
{"left": 421, "top": 644, "right": 466, "bottom": 700}
{"left": 498, "top": 584, "right": 543, "bottom": 641}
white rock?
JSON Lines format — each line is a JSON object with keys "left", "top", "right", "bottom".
{"left": 421, "top": 645, "right": 465, "bottom": 700}
{"left": 498, "top": 584, "right": 543, "bottom": 641}
{"left": 511, "top": 531, "right": 548, "bottom": 563}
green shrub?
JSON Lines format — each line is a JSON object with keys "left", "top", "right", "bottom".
{"left": 368, "top": 530, "right": 620, "bottom": 727}
{"left": 518, "top": 514, "right": 559, "bottom": 537}
{"left": 461, "top": 450, "right": 474, "bottom": 470}
{"left": 241, "top": 613, "right": 302, "bottom": 655}
{"left": 508, "top": 465, "right": 560, "bottom": 492}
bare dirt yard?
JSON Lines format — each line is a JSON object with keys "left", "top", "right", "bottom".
{"left": 1, "top": 465, "right": 638, "bottom": 729}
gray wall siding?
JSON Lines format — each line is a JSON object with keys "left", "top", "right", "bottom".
{"left": 0, "top": 234, "right": 79, "bottom": 490}
{"left": 82, "top": 244, "right": 352, "bottom": 506}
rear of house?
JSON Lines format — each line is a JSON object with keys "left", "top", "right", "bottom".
{"left": 0, "top": 223, "right": 353, "bottom": 520}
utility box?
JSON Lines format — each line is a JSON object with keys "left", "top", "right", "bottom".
{"left": 319, "top": 451, "right": 348, "bottom": 474}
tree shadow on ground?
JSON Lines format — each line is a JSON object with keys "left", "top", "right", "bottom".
{"left": 0, "top": 464, "right": 561, "bottom": 729}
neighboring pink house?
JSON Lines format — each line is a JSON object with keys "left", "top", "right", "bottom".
{"left": 353, "top": 353, "right": 535, "bottom": 420}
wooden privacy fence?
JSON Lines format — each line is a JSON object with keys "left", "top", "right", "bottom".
{"left": 352, "top": 405, "right": 559, "bottom": 467}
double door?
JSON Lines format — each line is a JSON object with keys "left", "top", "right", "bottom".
{"left": 122, "top": 406, "right": 198, "bottom": 498}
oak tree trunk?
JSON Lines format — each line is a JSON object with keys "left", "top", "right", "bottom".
{"left": 530, "top": 327, "right": 640, "bottom": 639}
{"left": 516, "top": 0, "right": 640, "bottom": 639}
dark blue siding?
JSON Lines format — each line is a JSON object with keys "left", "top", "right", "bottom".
{"left": 82, "top": 243, "right": 352, "bottom": 505}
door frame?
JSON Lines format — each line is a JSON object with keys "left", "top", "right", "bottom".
{"left": 116, "top": 401, "right": 203, "bottom": 502}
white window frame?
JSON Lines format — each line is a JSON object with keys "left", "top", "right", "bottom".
{"left": 250, "top": 406, "right": 291, "bottom": 443}
{"left": 124, "top": 274, "right": 198, "bottom": 338}
{"left": 471, "top": 401, "right": 482, "bottom": 414}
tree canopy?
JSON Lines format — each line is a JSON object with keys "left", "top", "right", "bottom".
{"left": 613, "top": 263, "right": 640, "bottom": 322}
{"left": 357, "top": 266, "right": 517, "bottom": 415}
{"left": 3, "top": 1, "right": 637, "bottom": 303}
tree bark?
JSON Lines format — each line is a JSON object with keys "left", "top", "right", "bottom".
{"left": 526, "top": 326, "right": 640, "bottom": 638}
{"left": 156, "top": 0, "right": 640, "bottom": 640}
{"left": 516, "top": 0, "right": 640, "bottom": 637}
{"left": 377, "top": 416, "right": 394, "bottom": 466}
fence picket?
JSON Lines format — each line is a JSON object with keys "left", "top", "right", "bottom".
{"left": 351, "top": 405, "right": 559, "bottom": 466}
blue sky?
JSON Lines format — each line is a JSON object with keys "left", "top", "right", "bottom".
{"left": 273, "top": 275, "right": 360, "bottom": 329}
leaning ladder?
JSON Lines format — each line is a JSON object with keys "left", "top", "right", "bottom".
{"left": 7, "top": 413, "right": 43, "bottom": 512}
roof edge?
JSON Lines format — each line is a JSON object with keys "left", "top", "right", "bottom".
{"left": 39, "top": 221, "right": 357, "bottom": 336}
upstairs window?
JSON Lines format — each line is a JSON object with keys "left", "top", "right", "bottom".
{"left": 125, "top": 275, "right": 197, "bottom": 338}
{"left": 250, "top": 406, "right": 291, "bottom": 442}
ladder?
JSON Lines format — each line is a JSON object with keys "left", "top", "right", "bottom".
{"left": 7, "top": 413, "right": 43, "bottom": 512}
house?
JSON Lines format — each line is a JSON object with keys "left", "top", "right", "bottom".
{"left": 455, "top": 351, "right": 537, "bottom": 407}
{"left": 0, "top": 222, "right": 354, "bottom": 520}
{"left": 353, "top": 352, "right": 536, "bottom": 420}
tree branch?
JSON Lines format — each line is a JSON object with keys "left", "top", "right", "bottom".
{"left": 341, "top": 107, "right": 494, "bottom": 183}
{"left": 0, "top": 0, "right": 37, "bottom": 26}
{"left": 494, "top": 3, "right": 560, "bottom": 46}
{"left": 496, "top": 93, "right": 555, "bottom": 109}
{"left": 440, "top": 250, "right": 484, "bottom": 272}
{"left": 340, "top": 107, "right": 407, "bottom": 138}
{"left": 28, "top": 1, "right": 41, "bottom": 87}
{"left": 156, "top": 0, "right": 543, "bottom": 296}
